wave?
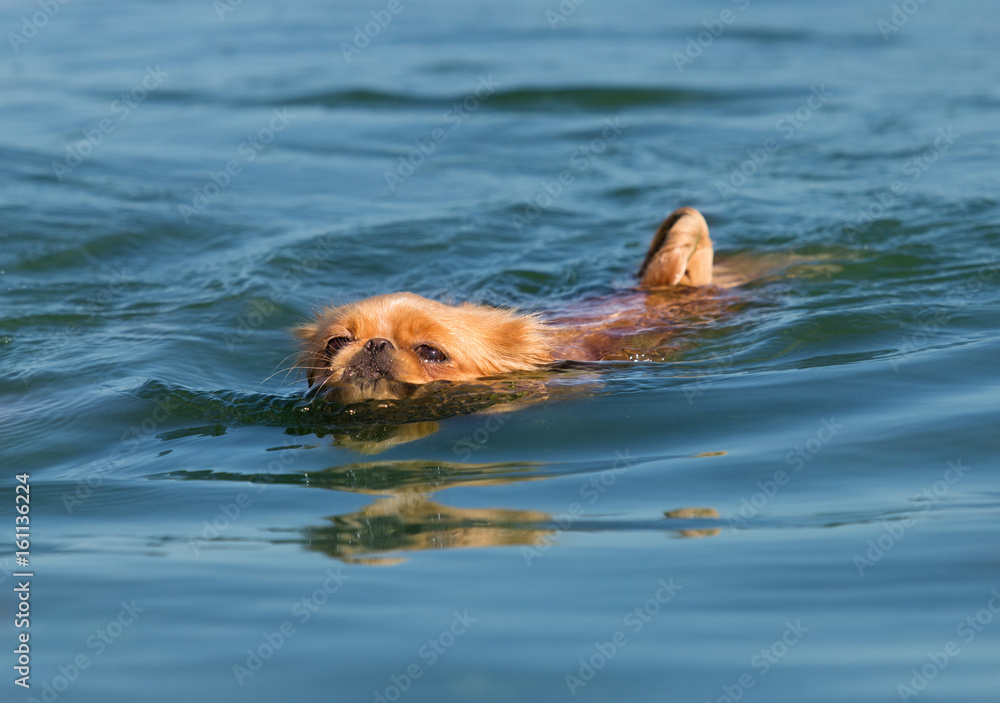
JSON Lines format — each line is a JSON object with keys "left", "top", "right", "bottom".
{"left": 276, "top": 85, "right": 780, "bottom": 112}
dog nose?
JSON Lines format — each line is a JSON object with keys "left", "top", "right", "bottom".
{"left": 364, "top": 338, "right": 394, "bottom": 354}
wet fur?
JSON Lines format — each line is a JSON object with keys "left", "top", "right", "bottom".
{"left": 296, "top": 207, "right": 714, "bottom": 401}
{"left": 295, "top": 293, "right": 555, "bottom": 401}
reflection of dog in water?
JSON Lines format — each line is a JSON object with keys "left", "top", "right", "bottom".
{"left": 295, "top": 207, "right": 717, "bottom": 403}
{"left": 297, "top": 460, "right": 721, "bottom": 564}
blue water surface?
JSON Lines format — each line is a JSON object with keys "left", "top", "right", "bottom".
{"left": 1, "top": 0, "right": 999, "bottom": 702}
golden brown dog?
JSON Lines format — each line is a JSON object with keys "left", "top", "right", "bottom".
{"left": 295, "top": 207, "right": 713, "bottom": 402}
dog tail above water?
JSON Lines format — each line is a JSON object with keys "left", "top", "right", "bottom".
{"left": 638, "top": 207, "right": 714, "bottom": 288}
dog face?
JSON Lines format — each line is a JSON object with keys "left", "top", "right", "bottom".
{"left": 295, "top": 293, "right": 554, "bottom": 401}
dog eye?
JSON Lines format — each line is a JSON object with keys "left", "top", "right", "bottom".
{"left": 324, "top": 336, "right": 352, "bottom": 355}
{"left": 416, "top": 344, "right": 447, "bottom": 362}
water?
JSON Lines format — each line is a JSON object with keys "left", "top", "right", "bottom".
{"left": 2, "top": 0, "right": 999, "bottom": 701}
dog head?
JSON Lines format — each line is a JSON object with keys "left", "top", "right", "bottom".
{"left": 295, "top": 292, "right": 554, "bottom": 401}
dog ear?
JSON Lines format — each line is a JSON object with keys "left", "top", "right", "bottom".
{"left": 292, "top": 319, "right": 323, "bottom": 388}
{"left": 293, "top": 320, "right": 319, "bottom": 343}
{"left": 638, "top": 207, "right": 713, "bottom": 287}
